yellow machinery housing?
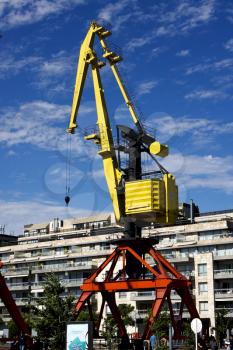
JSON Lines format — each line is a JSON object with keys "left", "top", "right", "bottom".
{"left": 125, "top": 174, "right": 178, "bottom": 224}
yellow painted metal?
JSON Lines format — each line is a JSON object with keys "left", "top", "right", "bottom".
{"left": 149, "top": 141, "right": 169, "bottom": 157}
{"left": 125, "top": 179, "right": 165, "bottom": 213}
{"left": 84, "top": 133, "right": 100, "bottom": 144}
{"left": 67, "top": 27, "right": 95, "bottom": 133}
{"left": 125, "top": 175, "right": 178, "bottom": 224}
{"left": 98, "top": 36, "right": 143, "bottom": 129}
{"left": 163, "top": 173, "right": 178, "bottom": 224}
{"left": 91, "top": 60, "right": 123, "bottom": 223}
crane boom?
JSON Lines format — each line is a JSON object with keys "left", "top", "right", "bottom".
{"left": 68, "top": 23, "right": 97, "bottom": 133}
{"left": 91, "top": 58, "right": 123, "bottom": 222}
{"left": 98, "top": 35, "right": 143, "bottom": 131}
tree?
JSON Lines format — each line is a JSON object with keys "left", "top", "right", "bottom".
{"left": 149, "top": 309, "right": 171, "bottom": 350}
{"left": 215, "top": 309, "right": 233, "bottom": 346}
{"left": 33, "top": 274, "right": 77, "bottom": 350}
{"left": 8, "top": 319, "right": 18, "bottom": 338}
{"left": 182, "top": 321, "right": 195, "bottom": 349}
{"left": 102, "top": 303, "right": 135, "bottom": 349}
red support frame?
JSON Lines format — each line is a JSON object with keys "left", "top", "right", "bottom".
{"left": 75, "top": 238, "right": 199, "bottom": 342}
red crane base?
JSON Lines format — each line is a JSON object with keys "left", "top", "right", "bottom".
{"left": 75, "top": 238, "right": 199, "bottom": 342}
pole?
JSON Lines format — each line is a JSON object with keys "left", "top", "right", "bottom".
{"left": 169, "top": 324, "right": 172, "bottom": 350}
{"left": 195, "top": 332, "right": 198, "bottom": 350}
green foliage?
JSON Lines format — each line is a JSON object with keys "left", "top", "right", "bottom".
{"left": 215, "top": 309, "right": 233, "bottom": 342}
{"left": 77, "top": 310, "right": 92, "bottom": 321}
{"left": 118, "top": 304, "right": 135, "bottom": 327}
{"left": 150, "top": 308, "right": 171, "bottom": 341}
{"left": 102, "top": 303, "right": 135, "bottom": 349}
{"left": 77, "top": 308, "right": 98, "bottom": 322}
{"left": 0, "top": 316, "right": 5, "bottom": 329}
{"left": 182, "top": 321, "right": 195, "bottom": 348}
{"left": 33, "top": 274, "right": 77, "bottom": 350}
{"left": 8, "top": 319, "right": 18, "bottom": 338}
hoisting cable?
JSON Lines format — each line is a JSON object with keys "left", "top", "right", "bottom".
{"left": 143, "top": 145, "right": 168, "bottom": 175}
{"left": 149, "top": 153, "right": 168, "bottom": 175}
{"left": 65, "top": 133, "right": 72, "bottom": 206}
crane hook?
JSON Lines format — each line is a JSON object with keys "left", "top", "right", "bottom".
{"left": 65, "top": 195, "right": 70, "bottom": 206}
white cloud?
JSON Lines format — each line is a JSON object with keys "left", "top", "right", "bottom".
{"left": 151, "top": 47, "right": 166, "bottom": 57}
{"left": 150, "top": 0, "right": 216, "bottom": 41}
{"left": 0, "top": 49, "right": 76, "bottom": 95}
{"left": 114, "top": 104, "right": 130, "bottom": 121}
{"left": 0, "top": 53, "right": 42, "bottom": 77}
{"left": 145, "top": 113, "right": 233, "bottom": 146}
{"left": 176, "top": 49, "right": 190, "bottom": 57}
{"left": 33, "top": 50, "right": 77, "bottom": 94}
{"left": 97, "top": 0, "right": 135, "bottom": 31}
{"left": 0, "top": 0, "right": 86, "bottom": 29}
{"left": 224, "top": 38, "right": 233, "bottom": 52}
{"left": 0, "top": 199, "right": 92, "bottom": 235}
{"left": 6, "top": 150, "right": 16, "bottom": 157}
{"left": 98, "top": 0, "right": 128, "bottom": 22}
{"left": 226, "top": 7, "right": 233, "bottom": 23}
{"left": 0, "top": 100, "right": 95, "bottom": 158}
{"left": 185, "top": 89, "right": 227, "bottom": 100}
{"left": 39, "top": 51, "right": 72, "bottom": 76}
{"left": 125, "top": 0, "right": 216, "bottom": 51}
{"left": 186, "top": 58, "right": 233, "bottom": 75}
{"left": 162, "top": 153, "right": 233, "bottom": 195}
{"left": 127, "top": 36, "right": 153, "bottom": 52}
{"left": 158, "top": 0, "right": 216, "bottom": 32}
{"left": 137, "top": 80, "right": 158, "bottom": 96}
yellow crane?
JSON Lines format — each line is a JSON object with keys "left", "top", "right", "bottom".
{"left": 67, "top": 22, "right": 199, "bottom": 346}
{"left": 67, "top": 21, "right": 178, "bottom": 232}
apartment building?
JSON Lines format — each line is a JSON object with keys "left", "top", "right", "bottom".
{"left": 0, "top": 209, "right": 233, "bottom": 334}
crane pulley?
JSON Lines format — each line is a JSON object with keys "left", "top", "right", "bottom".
{"left": 67, "top": 21, "right": 178, "bottom": 229}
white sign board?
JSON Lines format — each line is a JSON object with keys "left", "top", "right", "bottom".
{"left": 66, "top": 322, "right": 93, "bottom": 350}
{"left": 191, "top": 318, "right": 202, "bottom": 334}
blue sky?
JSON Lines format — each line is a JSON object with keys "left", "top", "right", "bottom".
{"left": 0, "top": 0, "right": 233, "bottom": 234}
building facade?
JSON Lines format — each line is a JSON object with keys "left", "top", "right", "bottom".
{"left": 0, "top": 209, "right": 233, "bottom": 334}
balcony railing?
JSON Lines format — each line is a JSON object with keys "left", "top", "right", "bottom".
{"left": 215, "top": 288, "right": 233, "bottom": 295}
{"left": 61, "top": 278, "right": 84, "bottom": 287}
{"left": 130, "top": 291, "right": 155, "bottom": 301}
{"left": 215, "top": 307, "right": 233, "bottom": 316}
{"left": 2, "top": 261, "right": 96, "bottom": 275}
{"left": 3, "top": 278, "right": 85, "bottom": 294}
{"left": 214, "top": 269, "right": 233, "bottom": 277}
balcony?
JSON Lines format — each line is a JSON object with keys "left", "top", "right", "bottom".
{"left": 136, "top": 309, "right": 191, "bottom": 319}
{"left": 61, "top": 278, "right": 84, "bottom": 287}
{"left": 215, "top": 307, "right": 233, "bottom": 317}
{"left": 214, "top": 269, "right": 233, "bottom": 279}
{"left": 165, "top": 254, "right": 190, "bottom": 263}
{"left": 130, "top": 291, "right": 155, "bottom": 301}
{"left": 2, "top": 267, "right": 29, "bottom": 277}
{"left": 7, "top": 282, "right": 29, "bottom": 291}
{"left": 2, "top": 261, "right": 97, "bottom": 276}
{"left": 32, "top": 261, "right": 97, "bottom": 273}
{"left": 215, "top": 289, "right": 233, "bottom": 300}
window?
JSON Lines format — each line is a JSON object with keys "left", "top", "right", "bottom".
{"left": 198, "top": 263, "right": 207, "bottom": 276}
{"left": 199, "top": 282, "right": 208, "bottom": 295}
{"left": 101, "top": 243, "right": 110, "bottom": 250}
{"left": 119, "top": 292, "right": 127, "bottom": 298}
{"left": 199, "top": 301, "right": 208, "bottom": 311}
